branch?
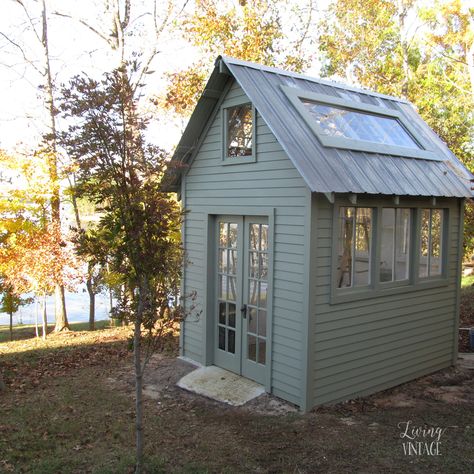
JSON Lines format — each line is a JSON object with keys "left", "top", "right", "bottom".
{"left": 121, "top": 0, "right": 131, "bottom": 31}
{"left": 131, "top": 0, "right": 174, "bottom": 95}
{"left": 0, "top": 60, "right": 39, "bottom": 89}
{"left": 14, "top": 0, "right": 42, "bottom": 45}
{"left": 0, "top": 31, "right": 42, "bottom": 76}
{"left": 52, "top": 11, "right": 116, "bottom": 49}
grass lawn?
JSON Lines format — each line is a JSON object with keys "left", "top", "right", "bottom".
{"left": 0, "top": 320, "right": 111, "bottom": 344}
{"left": 461, "top": 275, "right": 474, "bottom": 287}
{"left": 1, "top": 325, "right": 473, "bottom": 473}
{"left": 459, "top": 276, "right": 474, "bottom": 352}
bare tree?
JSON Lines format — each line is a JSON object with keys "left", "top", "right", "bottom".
{"left": 1, "top": 0, "right": 69, "bottom": 330}
{"left": 53, "top": 0, "right": 181, "bottom": 93}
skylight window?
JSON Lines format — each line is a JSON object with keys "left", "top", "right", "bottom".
{"left": 301, "top": 101, "right": 421, "bottom": 149}
{"left": 281, "top": 85, "right": 440, "bottom": 161}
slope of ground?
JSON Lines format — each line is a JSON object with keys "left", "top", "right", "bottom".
{"left": 1, "top": 322, "right": 473, "bottom": 473}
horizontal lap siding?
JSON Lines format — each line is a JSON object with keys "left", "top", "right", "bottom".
{"left": 311, "top": 194, "right": 460, "bottom": 407}
{"left": 183, "top": 81, "right": 309, "bottom": 405}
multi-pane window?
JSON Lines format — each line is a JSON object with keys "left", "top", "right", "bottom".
{"left": 217, "top": 222, "right": 238, "bottom": 353}
{"left": 335, "top": 206, "right": 446, "bottom": 292}
{"left": 337, "top": 207, "right": 373, "bottom": 288}
{"left": 419, "top": 209, "right": 444, "bottom": 278}
{"left": 380, "top": 208, "right": 411, "bottom": 282}
{"left": 226, "top": 104, "right": 253, "bottom": 157}
{"left": 247, "top": 223, "right": 268, "bottom": 365}
{"left": 301, "top": 100, "right": 421, "bottom": 150}
{"left": 282, "top": 86, "right": 439, "bottom": 161}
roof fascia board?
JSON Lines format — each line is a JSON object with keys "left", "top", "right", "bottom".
{"left": 223, "top": 62, "right": 317, "bottom": 193}
{"left": 400, "top": 101, "right": 474, "bottom": 181}
{"left": 220, "top": 55, "right": 411, "bottom": 105}
{"left": 182, "top": 75, "right": 234, "bottom": 177}
{"left": 281, "top": 85, "right": 443, "bottom": 162}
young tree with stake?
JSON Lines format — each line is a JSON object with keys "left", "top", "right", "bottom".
{"left": 59, "top": 66, "right": 193, "bottom": 473}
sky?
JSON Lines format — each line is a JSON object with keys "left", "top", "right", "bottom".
{"left": 0, "top": 0, "right": 338, "bottom": 155}
{"left": 1, "top": 0, "right": 467, "bottom": 155}
{"left": 0, "top": 0, "right": 199, "bottom": 153}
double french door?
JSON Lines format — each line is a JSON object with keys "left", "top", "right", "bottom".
{"left": 214, "top": 216, "right": 269, "bottom": 384}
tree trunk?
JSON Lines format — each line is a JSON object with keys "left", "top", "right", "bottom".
{"left": 465, "top": 8, "right": 474, "bottom": 99}
{"left": 35, "top": 299, "right": 39, "bottom": 338}
{"left": 54, "top": 284, "right": 69, "bottom": 331}
{"left": 397, "top": 0, "right": 410, "bottom": 98}
{"left": 0, "top": 374, "right": 5, "bottom": 392}
{"left": 467, "top": 40, "right": 474, "bottom": 99}
{"left": 9, "top": 311, "right": 13, "bottom": 341}
{"left": 134, "top": 317, "right": 143, "bottom": 474}
{"left": 40, "top": 0, "right": 69, "bottom": 331}
{"left": 87, "top": 277, "right": 95, "bottom": 331}
{"left": 134, "top": 277, "right": 149, "bottom": 474}
{"left": 41, "top": 293, "right": 47, "bottom": 340}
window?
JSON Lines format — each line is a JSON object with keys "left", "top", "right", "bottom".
{"left": 281, "top": 86, "right": 440, "bottom": 161}
{"left": 380, "top": 208, "right": 411, "bottom": 282}
{"left": 301, "top": 101, "right": 420, "bottom": 149}
{"left": 419, "top": 209, "right": 444, "bottom": 278}
{"left": 334, "top": 204, "right": 447, "bottom": 299}
{"left": 225, "top": 104, "right": 253, "bottom": 159}
{"left": 337, "top": 207, "right": 373, "bottom": 288}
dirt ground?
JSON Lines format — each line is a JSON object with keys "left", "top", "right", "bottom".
{"left": 1, "top": 328, "right": 473, "bottom": 473}
{"left": 107, "top": 353, "right": 474, "bottom": 473}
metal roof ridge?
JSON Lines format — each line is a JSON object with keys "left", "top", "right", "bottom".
{"left": 218, "top": 55, "right": 412, "bottom": 105}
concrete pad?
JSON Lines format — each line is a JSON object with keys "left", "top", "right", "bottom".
{"left": 458, "top": 354, "right": 474, "bottom": 370}
{"left": 177, "top": 366, "right": 265, "bottom": 406}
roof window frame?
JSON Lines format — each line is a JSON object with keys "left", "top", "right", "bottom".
{"left": 281, "top": 85, "right": 442, "bottom": 161}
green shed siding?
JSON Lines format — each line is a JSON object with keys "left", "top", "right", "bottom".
{"left": 182, "top": 81, "right": 310, "bottom": 405}
{"left": 310, "top": 194, "right": 461, "bottom": 407}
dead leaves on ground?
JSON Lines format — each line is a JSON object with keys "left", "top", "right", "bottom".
{"left": 0, "top": 327, "right": 132, "bottom": 392}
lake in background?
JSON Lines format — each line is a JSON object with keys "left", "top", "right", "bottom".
{"left": 0, "top": 285, "right": 112, "bottom": 326}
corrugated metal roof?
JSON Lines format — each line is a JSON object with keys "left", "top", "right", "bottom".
{"left": 167, "top": 56, "right": 473, "bottom": 198}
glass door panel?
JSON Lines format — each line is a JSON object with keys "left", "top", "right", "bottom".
{"left": 217, "top": 222, "right": 238, "bottom": 354}
{"left": 214, "top": 218, "right": 243, "bottom": 374}
{"left": 213, "top": 215, "right": 269, "bottom": 385}
{"left": 242, "top": 220, "right": 268, "bottom": 383}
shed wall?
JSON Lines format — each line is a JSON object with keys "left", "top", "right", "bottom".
{"left": 182, "top": 80, "right": 310, "bottom": 405}
{"left": 310, "top": 194, "right": 462, "bottom": 407}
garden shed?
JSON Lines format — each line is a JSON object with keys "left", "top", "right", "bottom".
{"left": 166, "top": 56, "right": 474, "bottom": 411}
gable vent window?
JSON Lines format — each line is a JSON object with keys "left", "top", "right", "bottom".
{"left": 226, "top": 104, "right": 253, "bottom": 158}
{"left": 301, "top": 101, "right": 420, "bottom": 150}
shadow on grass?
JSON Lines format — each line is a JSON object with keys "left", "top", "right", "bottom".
{"left": 0, "top": 319, "right": 113, "bottom": 343}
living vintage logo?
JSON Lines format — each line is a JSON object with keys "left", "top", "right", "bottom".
{"left": 398, "top": 420, "right": 446, "bottom": 456}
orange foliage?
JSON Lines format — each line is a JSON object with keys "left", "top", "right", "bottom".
{"left": 0, "top": 223, "right": 83, "bottom": 297}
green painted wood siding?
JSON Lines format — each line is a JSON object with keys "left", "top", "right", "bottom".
{"left": 310, "top": 194, "right": 461, "bottom": 407}
{"left": 182, "top": 80, "right": 310, "bottom": 405}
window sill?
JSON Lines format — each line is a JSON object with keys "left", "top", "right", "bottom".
{"left": 222, "top": 155, "right": 256, "bottom": 165}
{"left": 330, "top": 278, "right": 450, "bottom": 305}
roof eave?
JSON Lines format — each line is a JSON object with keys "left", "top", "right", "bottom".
{"left": 162, "top": 58, "right": 231, "bottom": 190}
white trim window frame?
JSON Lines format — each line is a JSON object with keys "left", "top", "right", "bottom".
{"left": 281, "top": 85, "right": 441, "bottom": 161}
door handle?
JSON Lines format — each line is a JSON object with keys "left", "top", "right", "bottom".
{"left": 240, "top": 304, "right": 247, "bottom": 318}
